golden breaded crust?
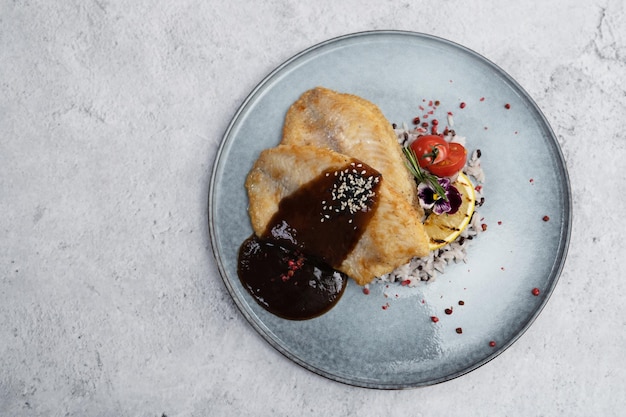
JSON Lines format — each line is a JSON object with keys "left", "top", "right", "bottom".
{"left": 245, "top": 144, "right": 429, "bottom": 285}
{"left": 282, "top": 87, "right": 422, "bottom": 217}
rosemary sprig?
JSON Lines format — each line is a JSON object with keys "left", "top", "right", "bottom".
{"left": 402, "top": 146, "right": 449, "bottom": 201}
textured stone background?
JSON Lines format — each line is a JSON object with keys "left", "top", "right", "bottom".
{"left": 1, "top": 0, "right": 625, "bottom": 416}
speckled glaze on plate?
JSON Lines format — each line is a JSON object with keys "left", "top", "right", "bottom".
{"left": 208, "top": 31, "right": 571, "bottom": 389}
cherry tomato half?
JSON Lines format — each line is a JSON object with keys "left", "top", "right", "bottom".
{"left": 410, "top": 135, "right": 449, "bottom": 167}
{"left": 426, "top": 142, "right": 467, "bottom": 177}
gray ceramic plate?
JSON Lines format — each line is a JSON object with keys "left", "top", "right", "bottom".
{"left": 208, "top": 31, "right": 571, "bottom": 389}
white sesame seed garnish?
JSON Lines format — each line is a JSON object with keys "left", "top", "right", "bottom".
{"left": 324, "top": 165, "right": 380, "bottom": 216}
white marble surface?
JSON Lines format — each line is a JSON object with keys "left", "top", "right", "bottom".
{"left": 1, "top": 0, "right": 625, "bottom": 415}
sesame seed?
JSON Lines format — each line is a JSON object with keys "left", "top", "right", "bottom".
{"left": 326, "top": 166, "right": 379, "bottom": 216}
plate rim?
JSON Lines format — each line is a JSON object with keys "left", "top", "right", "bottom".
{"left": 207, "top": 29, "right": 572, "bottom": 389}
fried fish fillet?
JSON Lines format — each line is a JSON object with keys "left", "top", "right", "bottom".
{"left": 282, "top": 87, "right": 422, "bottom": 216}
{"left": 245, "top": 144, "right": 430, "bottom": 286}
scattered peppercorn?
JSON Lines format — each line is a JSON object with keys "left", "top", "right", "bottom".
{"left": 504, "top": 103, "right": 511, "bottom": 109}
{"left": 431, "top": 316, "right": 439, "bottom": 323}
{"left": 460, "top": 102, "right": 466, "bottom": 109}
{"left": 458, "top": 300, "right": 465, "bottom": 306}
{"left": 543, "top": 215, "right": 550, "bottom": 222}
{"left": 532, "top": 287, "right": 540, "bottom": 296}
{"left": 445, "top": 307, "right": 453, "bottom": 315}
{"left": 456, "top": 327, "right": 463, "bottom": 334}
{"left": 489, "top": 341, "right": 496, "bottom": 347}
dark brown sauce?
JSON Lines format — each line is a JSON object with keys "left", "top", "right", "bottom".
{"left": 238, "top": 236, "right": 348, "bottom": 320}
{"left": 237, "top": 161, "right": 382, "bottom": 320}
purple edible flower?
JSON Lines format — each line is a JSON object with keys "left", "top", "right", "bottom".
{"left": 418, "top": 177, "right": 462, "bottom": 215}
